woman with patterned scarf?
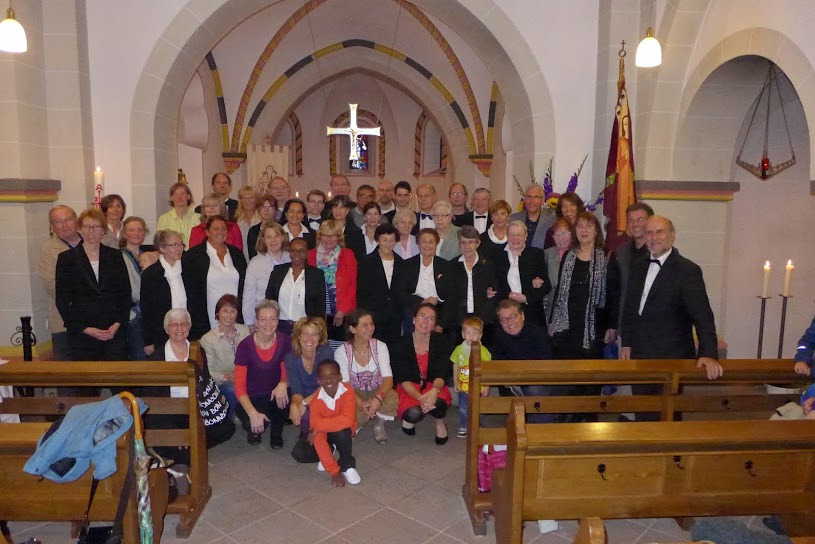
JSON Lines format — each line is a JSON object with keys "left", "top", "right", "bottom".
{"left": 549, "top": 211, "right": 619, "bottom": 360}
{"left": 308, "top": 220, "right": 357, "bottom": 346}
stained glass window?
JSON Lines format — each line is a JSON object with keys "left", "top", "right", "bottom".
{"left": 349, "top": 134, "right": 368, "bottom": 170}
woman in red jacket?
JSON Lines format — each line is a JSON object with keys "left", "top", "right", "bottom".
{"left": 308, "top": 219, "right": 357, "bottom": 343}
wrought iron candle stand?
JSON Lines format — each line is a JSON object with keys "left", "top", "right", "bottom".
{"left": 756, "top": 296, "right": 771, "bottom": 358}
{"left": 777, "top": 295, "right": 792, "bottom": 358}
{"left": 10, "top": 316, "right": 36, "bottom": 396}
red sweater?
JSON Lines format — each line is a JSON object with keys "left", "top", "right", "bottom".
{"left": 310, "top": 384, "right": 357, "bottom": 434}
{"left": 188, "top": 221, "right": 243, "bottom": 250}
{"left": 307, "top": 247, "right": 357, "bottom": 315}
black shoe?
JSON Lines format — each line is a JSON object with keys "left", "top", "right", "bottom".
{"left": 401, "top": 425, "right": 416, "bottom": 436}
{"left": 247, "top": 432, "right": 262, "bottom": 446}
{"left": 270, "top": 435, "right": 284, "bottom": 449}
{"left": 284, "top": 418, "right": 293, "bottom": 426}
{"left": 435, "top": 435, "right": 448, "bottom": 445}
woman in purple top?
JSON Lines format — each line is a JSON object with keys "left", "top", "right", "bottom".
{"left": 234, "top": 299, "right": 291, "bottom": 448}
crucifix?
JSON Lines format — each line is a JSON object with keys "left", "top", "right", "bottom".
{"left": 326, "top": 104, "right": 381, "bottom": 161}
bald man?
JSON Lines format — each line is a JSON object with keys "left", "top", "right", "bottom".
{"left": 621, "top": 215, "right": 722, "bottom": 419}
{"left": 413, "top": 183, "right": 437, "bottom": 233}
{"left": 377, "top": 180, "right": 396, "bottom": 222}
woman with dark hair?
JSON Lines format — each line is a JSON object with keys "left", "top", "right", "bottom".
{"left": 479, "top": 199, "right": 512, "bottom": 260}
{"left": 390, "top": 303, "right": 452, "bottom": 445}
{"left": 200, "top": 294, "right": 250, "bottom": 421}
{"left": 334, "top": 309, "right": 398, "bottom": 443}
{"left": 544, "top": 217, "right": 575, "bottom": 320}
{"left": 244, "top": 221, "right": 290, "bottom": 331}
{"left": 361, "top": 201, "right": 382, "bottom": 255}
{"left": 119, "top": 216, "right": 151, "bottom": 360}
{"left": 496, "top": 220, "right": 550, "bottom": 326}
{"left": 189, "top": 193, "right": 243, "bottom": 250}
{"left": 357, "top": 223, "right": 403, "bottom": 344}
{"left": 157, "top": 181, "right": 201, "bottom": 246}
{"left": 397, "top": 228, "right": 450, "bottom": 334}
{"left": 266, "top": 237, "right": 326, "bottom": 333}
{"left": 543, "top": 191, "right": 585, "bottom": 249}
{"left": 281, "top": 198, "right": 316, "bottom": 249}
{"left": 246, "top": 194, "right": 279, "bottom": 259}
{"left": 308, "top": 220, "right": 357, "bottom": 343}
{"left": 549, "top": 211, "right": 617, "bottom": 360}
{"left": 100, "top": 194, "right": 127, "bottom": 248}
{"left": 56, "top": 208, "right": 131, "bottom": 361}
{"left": 141, "top": 229, "right": 187, "bottom": 355}
{"left": 328, "top": 195, "right": 365, "bottom": 261}
{"left": 183, "top": 215, "right": 247, "bottom": 340}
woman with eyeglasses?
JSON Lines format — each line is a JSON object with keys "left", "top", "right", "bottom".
{"left": 56, "top": 208, "right": 131, "bottom": 361}
{"left": 244, "top": 221, "right": 290, "bottom": 332}
{"left": 308, "top": 220, "right": 357, "bottom": 343}
{"left": 189, "top": 193, "right": 243, "bottom": 250}
{"left": 432, "top": 201, "right": 460, "bottom": 261}
{"left": 246, "top": 195, "right": 279, "bottom": 260}
{"left": 141, "top": 229, "right": 188, "bottom": 356}
{"left": 390, "top": 303, "right": 452, "bottom": 445}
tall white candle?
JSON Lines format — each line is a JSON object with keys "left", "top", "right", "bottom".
{"left": 295, "top": 191, "right": 300, "bottom": 198}
{"left": 762, "top": 261, "right": 771, "bottom": 298}
{"left": 783, "top": 260, "right": 794, "bottom": 297}
{"left": 327, "top": 191, "right": 332, "bottom": 199}
{"left": 93, "top": 166, "right": 104, "bottom": 208}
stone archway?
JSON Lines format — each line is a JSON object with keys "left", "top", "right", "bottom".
{"left": 129, "top": 0, "right": 549, "bottom": 221}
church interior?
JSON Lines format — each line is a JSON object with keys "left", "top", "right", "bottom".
{"left": 3, "top": 0, "right": 815, "bottom": 542}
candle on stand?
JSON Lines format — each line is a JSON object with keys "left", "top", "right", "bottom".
{"left": 327, "top": 191, "right": 332, "bottom": 199}
{"left": 295, "top": 191, "right": 300, "bottom": 198}
{"left": 783, "top": 260, "right": 794, "bottom": 297}
{"left": 762, "top": 261, "right": 771, "bottom": 298}
{"left": 93, "top": 166, "right": 104, "bottom": 208}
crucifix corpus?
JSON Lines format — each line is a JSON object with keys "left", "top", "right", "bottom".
{"left": 326, "top": 104, "right": 381, "bottom": 161}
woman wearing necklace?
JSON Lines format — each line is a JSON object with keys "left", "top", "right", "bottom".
{"left": 200, "top": 294, "right": 250, "bottom": 422}
{"left": 287, "top": 317, "right": 335, "bottom": 462}
{"left": 281, "top": 198, "right": 316, "bottom": 249}
{"left": 233, "top": 299, "right": 291, "bottom": 447}
{"left": 56, "top": 208, "right": 131, "bottom": 362}
{"left": 391, "top": 303, "right": 452, "bottom": 445}
{"left": 549, "top": 212, "right": 617, "bottom": 361}
{"left": 308, "top": 220, "right": 357, "bottom": 344}
{"left": 244, "top": 221, "right": 290, "bottom": 331}
{"left": 479, "top": 200, "right": 512, "bottom": 261}
{"left": 334, "top": 310, "right": 398, "bottom": 444}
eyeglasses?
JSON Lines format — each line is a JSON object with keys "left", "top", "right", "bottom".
{"left": 81, "top": 225, "right": 103, "bottom": 232}
{"left": 163, "top": 243, "right": 186, "bottom": 249}
{"left": 628, "top": 217, "right": 648, "bottom": 224}
{"left": 415, "top": 314, "right": 437, "bottom": 323}
{"left": 260, "top": 205, "right": 276, "bottom": 211}
{"left": 51, "top": 217, "right": 76, "bottom": 226}
{"left": 499, "top": 312, "right": 520, "bottom": 324}
{"left": 524, "top": 195, "right": 544, "bottom": 200}
{"left": 449, "top": 191, "right": 466, "bottom": 197}
{"left": 289, "top": 248, "right": 308, "bottom": 254}
{"left": 432, "top": 213, "right": 451, "bottom": 219}
{"left": 168, "top": 322, "right": 190, "bottom": 329}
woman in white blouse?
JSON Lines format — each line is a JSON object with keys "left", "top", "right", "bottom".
{"left": 361, "top": 202, "right": 382, "bottom": 255}
{"left": 393, "top": 208, "right": 419, "bottom": 259}
{"left": 280, "top": 199, "right": 314, "bottom": 248}
{"left": 333, "top": 309, "right": 398, "bottom": 444}
{"left": 243, "top": 221, "right": 290, "bottom": 331}
{"left": 141, "top": 229, "right": 188, "bottom": 355}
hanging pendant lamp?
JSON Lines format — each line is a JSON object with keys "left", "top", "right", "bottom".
{"left": 635, "top": 27, "right": 661, "bottom": 68}
{"left": 0, "top": 1, "right": 27, "bottom": 53}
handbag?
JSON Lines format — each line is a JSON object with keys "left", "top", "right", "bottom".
{"left": 76, "top": 432, "right": 136, "bottom": 544}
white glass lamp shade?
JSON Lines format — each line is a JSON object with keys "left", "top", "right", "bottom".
{"left": 635, "top": 27, "right": 661, "bottom": 68}
{"left": 0, "top": 8, "right": 27, "bottom": 53}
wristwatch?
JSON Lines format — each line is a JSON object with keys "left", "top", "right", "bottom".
{"left": 301, "top": 399, "right": 309, "bottom": 406}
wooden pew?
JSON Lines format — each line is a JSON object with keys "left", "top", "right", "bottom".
{"left": 493, "top": 399, "right": 815, "bottom": 544}
{"left": 0, "top": 423, "right": 139, "bottom": 543}
{"left": 462, "top": 348, "right": 812, "bottom": 536}
{"left": 0, "top": 360, "right": 207, "bottom": 538}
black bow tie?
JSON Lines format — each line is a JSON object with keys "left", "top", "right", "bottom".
{"left": 475, "top": 215, "right": 487, "bottom": 219}
{"left": 649, "top": 258, "right": 662, "bottom": 267}
{"left": 420, "top": 213, "right": 431, "bottom": 220}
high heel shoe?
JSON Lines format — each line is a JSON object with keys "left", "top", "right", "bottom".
{"left": 434, "top": 421, "right": 448, "bottom": 445}
{"left": 401, "top": 425, "right": 416, "bottom": 436}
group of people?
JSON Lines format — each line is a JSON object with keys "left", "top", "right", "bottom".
{"left": 38, "top": 171, "right": 725, "bottom": 497}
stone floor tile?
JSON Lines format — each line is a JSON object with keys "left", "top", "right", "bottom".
{"left": 160, "top": 516, "right": 228, "bottom": 544}
{"left": 228, "top": 508, "right": 332, "bottom": 544}
{"left": 353, "top": 465, "right": 430, "bottom": 505}
{"left": 634, "top": 527, "right": 690, "bottom": 543}
{"left": 389, "top": 448, "right": 464, "bottom": 483}
{"left": 6, "top": 522, "right": 75, "bottom": 544}
{"left": 424, "top": 533, "right": 471, "bottom": 544}
{"left": 290, "top": 487, "right": 383, "bottom": 532}
{"left": 645, "top": 518, "right": 691, "bottom": 541}
{"left": 604, "top": 519, "right": 652, "bottom": 543}
{"left": 250, "top": 461, "right": 328, "bottom": 507}
{"left": 338, "top": 507, "right": 439, "bottom": 544}
{"left": 391, "top": 485, "right": 469, "bottom": 531}
{"left": 200, "top": 486, "right": 284, "bottom": 534}
{"left": 444, "top": 517, "right": 539, "bottom": 544}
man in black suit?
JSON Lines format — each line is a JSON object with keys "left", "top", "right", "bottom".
{"left": 194, "top": 172, "right": 238, "bottom": 220}
{"left": 412, "top": 183, "right": 437, "bottom": 234}
{"left": 449, "top": 182, "right": 470, "bottom": 226}
{"left": 621, "top": 215, "right": 722, "bottom": 418}
{"left": 456, "top": 188, "right": 492, "bottom": 234}
{"left": 608, "top": 202, "right": 654, "bottom": 331}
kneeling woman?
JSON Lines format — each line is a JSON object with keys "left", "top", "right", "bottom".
{"left": 390, "top": 303, "right": 453, "bottom": 445}
{"left": 234, "top": 299, "right": 291, "bottom": 448}
{"left": 334, "top": 310, "right": 398, "bottom": 444}
{"left": 148, "top": 308, "right": 235, "bottom": 460}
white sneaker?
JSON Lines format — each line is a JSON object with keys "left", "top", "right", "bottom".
{"left": 537, "top": 520, "right": 559, "bottom": 534}
{"left": 317, "top": 461, "right": 325, "bottom": 472}
{"left": 342, "top": 467, "right": 361, "bottom": 485}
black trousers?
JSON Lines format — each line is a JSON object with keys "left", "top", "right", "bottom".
{"left": 236, "top": 394, "right": 287, "bottom": 438}
{"left": 402, "top": 399, "right": 448, "bottom": 423}
{"left": 291, "top": 427, "right": 356, "bottom": 473}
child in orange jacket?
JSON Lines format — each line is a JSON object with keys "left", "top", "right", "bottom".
{"left": 308, "top": 359, "right": 360, "bottom": 486}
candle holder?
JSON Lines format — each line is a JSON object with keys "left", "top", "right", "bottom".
{"left": 756, "top": 296, "right": 771, "bottom": 358}
{"left": 777, "top": 294, "right": 792, "bottom": 358}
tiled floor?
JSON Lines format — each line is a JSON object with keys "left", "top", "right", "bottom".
{"left": 7, "top": 408, "right": 778, "bottom": 544}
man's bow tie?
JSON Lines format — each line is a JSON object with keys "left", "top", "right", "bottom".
{"left": 420, "top": 213, "right": 431, "bottom": 220}
{"left": 475, "top": 215, "right": 487, "bottom": 219}
{"left": 649, "top": 258, "right": 662, "bottom": 267}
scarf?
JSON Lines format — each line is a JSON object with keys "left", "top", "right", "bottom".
{"left": 549, "top": 248, "right": 607, "bottom": 349}
{"left": 316, "top": 244, "right": 341, "bottom": 285}
{"left": 160, "top": 254, "right": 187, "bottom": 309}
{"left": 218, "top": 324, "right": 240, "bottom": 354}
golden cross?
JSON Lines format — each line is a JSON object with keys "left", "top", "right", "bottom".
{"left": 326, "top": 104, "right": 381, "bottom": 161}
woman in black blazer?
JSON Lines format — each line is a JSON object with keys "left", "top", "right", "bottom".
{"left": 496, "top": 220, "right": 551, "bottom": 326}
{"left": 264, "top": 237, "right": 326, "bottom": 333}
{"left": 390, "top": 303, "right": 453, "bottom": 445}
{"left": 328, "top": 195, "right": 365, "bottom": 262}
{"left": 182, "top": 216, "right": 247, "bottom": 341}
{"left": 357, "top": 223, "right": 404, "bottom": 345}
{"left": 55, "top": 208, "right": 131, "bottom": 361}
{"left": 443, "top": 226, "right": 498, "bottom": 335}
{"left": 246, "top": 195, "right": 278, "bottom": 260}
{"left": 396, "top": 228, "right": 451, "bottom": 334}
{"left": 141, "top": 229, "right": 187, "bottom": 355}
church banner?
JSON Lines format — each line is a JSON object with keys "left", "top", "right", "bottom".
{"left": 247, "top": 144, "right": 289, "bottom": 195}
{"left": 603, "top": 53, "right": 636, "bottom": 250}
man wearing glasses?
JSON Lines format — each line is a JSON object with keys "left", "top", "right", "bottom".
{"left": 510, "top": 184, "right": 555, "bottom": 249}
{"left": 38, "top": 205, "right": 83, "bottom": 361}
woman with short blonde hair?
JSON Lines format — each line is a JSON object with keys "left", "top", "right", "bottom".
{"left": 188, "top": 193, "right": 243, "bottom": 249}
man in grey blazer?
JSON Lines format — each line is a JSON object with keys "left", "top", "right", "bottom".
{"left": 510, "top": 184, "right": 555, "bottom": 249}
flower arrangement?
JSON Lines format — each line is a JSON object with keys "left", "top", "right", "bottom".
{"left": 513, "top": 155, "right": 605, "bottom": 212}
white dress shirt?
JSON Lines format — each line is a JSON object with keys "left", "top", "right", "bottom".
{"left": 283, "top": 223, "right": 305, "bottom": 241}
{"left": 458, "top": 252, "right": 479, "bottom": 314}
{"left": 395, "top": 235, "right": 419, "bottom": 259}
{"left": 278, "top": 267, "right": 307, "bottom": 322}
{"left": 205, "top": 242, "right": 240, "bottom": 329}
{"left": 505, "top": 245, "right": 523, "bottom": 293}
{"left": 473, "top": 212, "right": 489, "bottom": 234}
{"left": 382, "top": 259, "right": 395, "bottom": 288}
{"left": 418, "top": 211, "right": 435, "bottom": 230}
{"left": 639, "top": 248, "right": 672, "bottom": 315}
{"left": 364, "top": 232, "right": 378, "bottom": 254}
{"left": 414, "top": 258, "right": 439, "bottom": 300}
{"left": 165, "top": 339, "right": 190, "bottom": 397}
